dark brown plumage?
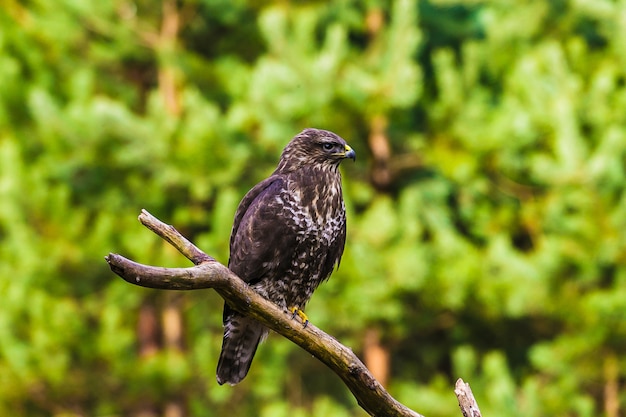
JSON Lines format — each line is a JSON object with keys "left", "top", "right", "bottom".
{"left": 216, "top": 128, "right": 355, "bottom": 385}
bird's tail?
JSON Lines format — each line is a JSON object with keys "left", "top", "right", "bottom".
{"left": 216, "top": 310, "right": 267, "bottom": 385}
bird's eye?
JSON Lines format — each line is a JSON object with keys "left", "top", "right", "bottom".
{"left": 322, "top": 143, "right": 334, "bottom": 151}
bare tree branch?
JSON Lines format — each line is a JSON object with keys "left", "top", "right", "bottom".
{"left": 137, "top": 209, "right": 212, "bottom": 265}
{"left": 455, "top": 379, "right": 482, "bottom": 417}
{"left": 106, "top": 210, "right": 480, "bottom": 417}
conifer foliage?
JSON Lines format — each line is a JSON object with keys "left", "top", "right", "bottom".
{"left": 1, "top": 0, "right": 626, "bottom": 415}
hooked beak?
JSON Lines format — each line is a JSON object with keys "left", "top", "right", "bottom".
{"left": 343, "top": 144, "right": 356, "bottom": 162}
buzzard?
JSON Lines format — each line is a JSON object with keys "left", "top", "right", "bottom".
{"left": 216, "top": 128, "right": 355, "bottom": 385}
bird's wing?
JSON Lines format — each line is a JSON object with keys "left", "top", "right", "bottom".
{"left": 228, "top": 175, "right": 298, "bottom": 283}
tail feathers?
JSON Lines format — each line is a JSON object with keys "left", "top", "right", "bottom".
{"left": 216, "top": 313, "right": 267, "bottom": 385}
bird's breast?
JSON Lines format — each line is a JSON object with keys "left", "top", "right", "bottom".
{"left": 256, "top": 177, "right": 345, "bottom": 308}
{"left": 279, "top": 181, "right": 343, "bottom": 245}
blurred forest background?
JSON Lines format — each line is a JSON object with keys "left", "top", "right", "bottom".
{"left": 2, "top": 0, "right": 626, "bottom": 416}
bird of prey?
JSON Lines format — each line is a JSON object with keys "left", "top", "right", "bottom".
{"left": 216, "top": 128, "right": 355, "bottom": 385}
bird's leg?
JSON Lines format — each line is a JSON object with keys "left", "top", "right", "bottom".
{"left": 289, "top": 306, "right": 309, "bottom": 328}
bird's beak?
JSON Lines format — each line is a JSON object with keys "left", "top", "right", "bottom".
{"left": 343, "top": 144, "right": 356, "bottom": 162}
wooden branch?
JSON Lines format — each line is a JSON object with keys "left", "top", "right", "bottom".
{"left": 106, "top": 210, "right": 480, "bottom": 417}
{"left": 455, "top": 379, "right": 482, "bottom": 417}
{"left": 137, "top": 210, "right": 213, "bottom": 265}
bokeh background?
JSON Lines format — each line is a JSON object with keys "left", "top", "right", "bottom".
{"left": 2, "top": 0, "right": 626, "bottom": 416}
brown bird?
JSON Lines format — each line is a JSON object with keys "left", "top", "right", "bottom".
{"left": 216, "top": 128, "right": 355, "bottom": 385}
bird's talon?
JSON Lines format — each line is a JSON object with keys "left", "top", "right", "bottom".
{"left": 289, "top": 306, "right": 309, "bottom": 328}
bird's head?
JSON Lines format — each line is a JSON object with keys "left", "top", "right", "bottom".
{"left": 276, "top": 128, "right": 356, "bottom": 173}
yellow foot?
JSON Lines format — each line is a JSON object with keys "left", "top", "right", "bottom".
{"left": 289, "top": 306, "right": 309, "bottom": 328}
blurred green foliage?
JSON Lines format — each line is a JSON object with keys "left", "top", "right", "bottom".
{"left": 1, "top": 0, "right": 626, "bottom": 416}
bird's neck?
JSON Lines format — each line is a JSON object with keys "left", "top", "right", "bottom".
{"left": 283, "top": 166, "right": 343, "bottom": 222}
{"left": 275, "top": 159, "right": 340, "bottom": 175}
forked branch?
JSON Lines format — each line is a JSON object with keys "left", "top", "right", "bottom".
{"left": 106, "top": 209, "right": 480, "bottom": 417}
